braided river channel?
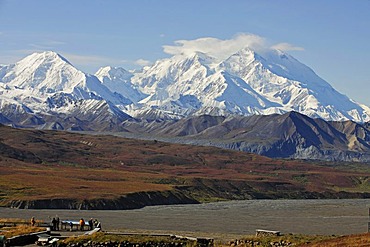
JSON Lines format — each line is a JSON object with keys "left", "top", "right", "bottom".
{"left": 1, "top": 199, "right": 370, "bottom": 237}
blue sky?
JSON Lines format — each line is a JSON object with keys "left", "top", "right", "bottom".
{"left": 0, "top": 0, "right": 369, "bottom": 105}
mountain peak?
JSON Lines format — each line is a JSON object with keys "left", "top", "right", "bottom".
{"left": 95, "top": 66, "right": 144, "bottom": 103}
{"left": 235, "top": 46, "right": 256, "bottom": 55}
{"left": 188, "top": 51, "right": 213, "bottom": 59}
{"left": 1, "top": 49, "right": 370, "bottom": 123}
{"left": 0, "top": 51, "right": 80, "bottom": 90}
{"left": 131, "top": 46, "right": 370, "bottom": 122}
{"left": 22, "top": 51, "right": 72, "bottom": 66}
{"left": 168, "top": 51, "right": 216, "bottom": 67}
{"left": 38, "top": 50, "right": 64, "bottom": 58}
{"left": 96, "top": 66, "right": 131, "bottom": 80}
{"left": 2, "top": 51, "right": 82, "bottom": 90}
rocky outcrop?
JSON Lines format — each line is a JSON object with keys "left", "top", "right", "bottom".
{"left": 8, "top": 182, "right": 370, "bottom": 210}
{"left": 177, "top": 179, "right": 370, "bottom": 202}
{"left": 8, "top": 190, "right": 199, "bottom": 210}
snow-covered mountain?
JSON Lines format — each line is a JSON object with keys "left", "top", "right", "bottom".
{"left": 128, "top": 48, "right": 370, "bottom": 122}
{"left": 95, "top": 66, "right": 146, "bottom": 103}
{"left": 220, "top": 48, "right": 370, "bottom": 121}
{"left": 0, "top": 48, "right": 369, "bottom": 130}
{"left": 0, "top": 51, "right": 131, "bottom": 130}
{"left": 128, "top": 52, "right": 277, "bottom": 118}
{"left": 1, "top": 50, "right": 370, "bottom": 160}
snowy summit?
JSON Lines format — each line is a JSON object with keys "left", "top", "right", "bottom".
{"left": 0, "top": 48, "right": 369, "bottom": 128}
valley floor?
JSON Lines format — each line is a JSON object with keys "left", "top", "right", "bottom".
{"left": 2, "top": 199, "right": 369, "bottom": 236}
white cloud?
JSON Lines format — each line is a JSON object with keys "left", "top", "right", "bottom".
{"left": 62, "top": 53, "right": 123, "bottom": 67}
{"left": 28, "top": 40, "right": 66, "bottom": 50}
{"left": 3, "top": 50, "right": 111, "bottom": 65}
{"left": 271, "top": 42, "right": 304, "bottom": 51}
{"left": 0, "top": 49, "right": 148, "bottom": 74}
{"left": 135, "top": 58, "right": 152, "bottom": 66}
{"left": 16, "top": 50, "right": 124, "bottom": 68}
{"left": 2, "top": 33, "right": 304, "bottom": 72}
{"left": 0, "top": 49, "right": 40, "bottom": 64}
{"left": 1, "top": 49, "right": 146, "bottom": 71}
{"left": 163, "top": 33, "right": 266, "bottom": 60}
{"left": 47, "top": 40, "right": 66, "bottom": 46}
{"left": 162, "top": 33, "right": 304, "bottom": 60}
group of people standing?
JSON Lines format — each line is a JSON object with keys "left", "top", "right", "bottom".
{"left": 79, "top": 218, "right": 101, "bottom": 231}
{"left": 31, "top": 216, "right": 60, "bottom": 230}
{"left": 51, "top": 217, "right": 60, "bottom": 231}
{"left": 30, "top": 216, "right": 101, "bottom": 231}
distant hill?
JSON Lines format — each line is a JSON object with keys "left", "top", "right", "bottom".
{"left": 119, "top": 111, "right": 370, "bottom": 162}
{"left": 0, "top": 124, "right": 369, "bottom": 209}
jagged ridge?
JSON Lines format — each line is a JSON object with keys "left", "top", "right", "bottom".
{"left": 120, "top": 112, "right": 370, "bottom": 161}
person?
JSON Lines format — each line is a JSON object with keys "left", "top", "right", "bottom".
{"left": 56, "top": 217, "right": 60, "bottom": 231}
{"left": 79, "top": 218, "right": 85, "bottom": 231}
{"left": 51, "top": 218, "right": 57, "bottom": 231}
{"left": 31, "top": 217, "right": 36, "bottom": 226}
{"left": 88, "top": 218, "right": 93, "bottom": 230}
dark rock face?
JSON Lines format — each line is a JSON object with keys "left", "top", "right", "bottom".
{"left": 120, "top": 112, "right": 370, "bottom": 162}
{"left": 8, "top": 183, "right": 370, "bottom": 210}
{"left": 176, "top": 179, "right": 370, "bottom": 202}
{"left": 8, "top": 190, "right": 199, "bottom": 210}
{"left": 0, "top": 99, "right": 131, "bottom": 132}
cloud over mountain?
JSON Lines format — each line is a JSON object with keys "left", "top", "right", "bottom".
{"left": 135, "top": 58, "right": 152, "bottom": 66}
{"left": 163, "top": 33, "right": 266, "bottom": 60}
{"left": 271, "top": 42, "right": 305, "bottom": 51}
{"left": 162, "top": 33, "right": 303, "bottom": 61}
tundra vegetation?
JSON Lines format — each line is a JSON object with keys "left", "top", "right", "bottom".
{"left": 0, "top": 218, "right": 44, "bottom": 238}
{"left": 0, "top": 125, "right": 369, "bottom": 208}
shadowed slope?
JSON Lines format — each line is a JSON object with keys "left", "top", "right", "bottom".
{"left": 120, "top": 112, "right": 370, "bottom": 161}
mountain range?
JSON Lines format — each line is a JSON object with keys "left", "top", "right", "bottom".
{"left": 127, "top": 48, "right": 370, "bottom": 122}
{"left": 118, "top": 112, "right": 370, "bottom": 162}
{"left": 1, "top": 49, "right": 370, "bottom": 161}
